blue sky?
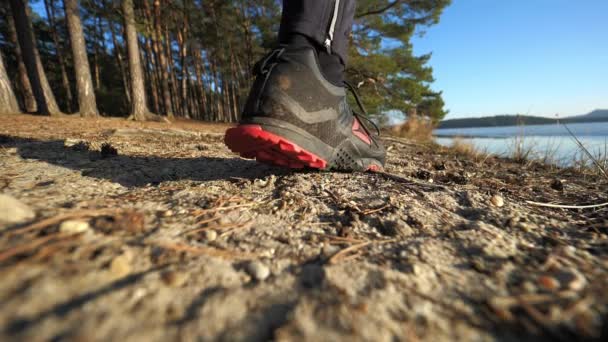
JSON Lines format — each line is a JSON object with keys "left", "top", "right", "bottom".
{"left": 411, "top": 0, "right": 608, "bottom": 119}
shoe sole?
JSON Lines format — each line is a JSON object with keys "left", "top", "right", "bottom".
{"left": 224, "top": 124, "right": 382, "bottom": 172}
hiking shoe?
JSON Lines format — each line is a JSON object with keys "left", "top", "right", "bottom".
{"left": 224, "top": 47, "right": 386, "bottom": 171}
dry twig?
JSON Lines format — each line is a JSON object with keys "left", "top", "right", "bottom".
{"left": 525, "top": 200, "right": 608, "bottom": 209}
{"left": 6, "top": 208, "right": 122, "bottom": 237}
{"left": 0, "top": 233, "right": 80, "bottom": 263}
{"left": 328, "top": 241, "right": 372, "bottom": 264}
{"left": 309, "top": 232, "right": 367, "bottom": 245}
{"left": 328, "top": 239, "right": 396, "bottom": 264}
{"left": 194, "top": 200, "right": 268, "bottom": 216}
{"left": 155, "top": 241, "right": 256, "bottom": 260}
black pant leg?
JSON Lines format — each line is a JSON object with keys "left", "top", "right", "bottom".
{"left": 279, "top": 0, "right": 356, "bottom": 65}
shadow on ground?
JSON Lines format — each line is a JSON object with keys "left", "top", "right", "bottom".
{"left": 1, "top": 135, "right": 291, "bottom": 187}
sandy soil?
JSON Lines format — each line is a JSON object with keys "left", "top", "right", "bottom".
{"left": 1, "top": 113, "right": 607, "bottom": 341}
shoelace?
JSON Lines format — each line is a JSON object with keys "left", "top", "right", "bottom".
{"left": 344, "top": 81, "right": 381, "bottom": 139}
{"left": 253, "top": 48, "right": 286, "bottom": 75}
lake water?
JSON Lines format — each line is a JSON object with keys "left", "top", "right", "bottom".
{"left": 433, "top": 122, "right": 608, "bottom": 166}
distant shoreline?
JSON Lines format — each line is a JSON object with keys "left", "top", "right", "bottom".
{"left": 437, "top": 109, "right": 608, "bottom": 129}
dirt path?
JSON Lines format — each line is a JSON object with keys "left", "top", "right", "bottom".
{"left": 1, "top": 114, "right": 607, "bottom": 341}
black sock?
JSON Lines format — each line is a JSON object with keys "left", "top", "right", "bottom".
{"left": 282, "top": 34, "right": 344, "bottom": 87}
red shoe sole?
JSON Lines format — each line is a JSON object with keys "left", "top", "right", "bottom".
{"left": 224, "top": 125, "right": 328, "bottom": 169}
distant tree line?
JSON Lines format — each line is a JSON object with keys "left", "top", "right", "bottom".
{"left": 0, "top": 0, "right": 450, "bottom": 123}
{"left": 437, "top": 110, "right": 608, "bottom": 129}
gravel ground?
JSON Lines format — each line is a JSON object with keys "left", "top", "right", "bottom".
{"left": 1, "top": 114, "right": 607, "bottom": 341}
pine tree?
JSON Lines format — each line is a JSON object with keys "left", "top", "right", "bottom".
{"left": 8, "top": 0, "right": 62, "bottom": 116}
{"left": 64, "top": 0, "right": 99, "bottom": 117}
{"left": 5, "top": 12, "right": 36, "bottom": 112}
{"left": 0, "top": 51, "right": 20, "bottom": 114}
{"left": 349, "top": 0, "right": 451, "bottom": 123}
{"left": 121, "top": 0, "right": 166, "bottom": 121}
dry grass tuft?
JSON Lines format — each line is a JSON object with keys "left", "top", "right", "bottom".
{"left": 450, "top": 137, "right": 479, "bottom": 157}
{"left": 388, "top": 116, "right": 435, "bottom": 141}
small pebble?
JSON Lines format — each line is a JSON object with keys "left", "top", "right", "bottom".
{"left": 322, "top": 244, "right": 340, "bottom": 258}
{"left": 203, "top": 229, "right": 217, "bottom": 241}
{"left": 538, "top": 275, "right": 560, "bottom": 291}
{"left": 219, "top": 216, "right": 232, "bottom": 225}
{"left": 260, "top": 248, "right": 275, "bottom": 258}
{"left": 411, "top": 264, "right": 422, "bottom": 275}
{"left": 59, "top": 220, "right": 90, "bottom": 234}
{"left": 161, "top": 270, "right": 188, "bottom": 287}
{"left": 517, "top": 222, "right": 533, "bottom": 232}
{"left": 0, "top": 194, "right": 36, "bottom": 225}
{"left": 522, "top": 281, "right": 537, "bottom": 293}
{"left": 246, "top": 261, "right": 270, "bottom": 281}
{"left": 490, "top": 195, "right": 504, "bottom": 207}
{"left": 110, "top": 253, "right": 132, "bottom": 278}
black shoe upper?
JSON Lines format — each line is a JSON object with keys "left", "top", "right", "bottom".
{"left": 241, "top": 47, "right": 386, "bottom": 169}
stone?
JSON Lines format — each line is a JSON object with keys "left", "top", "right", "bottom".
{"left": 412, "top": 264, "right": 423, "bottom": 275}
{"left": 517, "top": 222, "right": 533, "bottom": 232}
{"left": 490, "top": 195, "right": 504, "bottom": 207}
{"left": 537, "top": 275, "right": 560, "bottom": 291}
{"left": 59, "top": 220, "right": 90, "bottom": 234}
{"left": 161, "top": 270, "right": 189, "bottom": 287}
{"left": 246, "top": 261, "right": 270, "bottom": 281}
{"left": 0, "top": 194, "right": 35, "bottom": 225}
{"left": 322, "top": 244, "right": 340, "bottom": 258}
{"left": 110, "top": 253, "right": 132, "bottom": 278}
{"left": 203, "top": 229, "right": 218, "bottom": 241}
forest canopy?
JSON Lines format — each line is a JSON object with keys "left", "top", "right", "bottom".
{"left": 0, "top": 0, "right": 450, "bottom": 124}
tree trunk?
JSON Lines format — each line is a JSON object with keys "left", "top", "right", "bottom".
{"left": 6, "top": 13, "right": 36, "bottom": 112}
{"left": 209, "top": 58, "right": 220, "bottom": 121}
{"left": 164, "top": 24, "right": 180, "bottom": 117}
{"left": 122, "top": 0, "right": 148, "bottom": 120}
{"left": 141, "top": 1, "right": 162, "bottom": 113}
{"left": 152, "top": 0, "right": 173, "bottom": 117}
{"left": 44, "top": 0, "right": 73, "bottom": 113}
{"left": 64, "top": 0, "right": 99, "bottom": 117}
{"left": 177, "top": 17, "right": 189, "bottom": 118}
{"left": 229, "top": 51, "right": 240, "bottom": 122}
{"left": 193, "top": 48, "right": 207, "bottom": 119}
{"left": 0, "top": 52, "right": 20, "bottom": 114}
{"left": 139, "top": 38, "right": 152, "bottom": 109}
{"left": 122, "top": 0, "right": 166, "bottom": 122}
{"left": 92, "top": 16, "right": 103, "bottom": 91}
{"left": 238, "top": 0, "right": 254, "bottom": 73}
{"left": 178, "top": 0, "right": 190, "bottom": 118}
{"left": 144, "top": 37, "right": 159, "bottom": 113}
{"left": 106, "top": 9, "right": 131, "bottom": 108}
{"left": 9, "top": 0, "right": 62, "bottom": 116}
{"left": 188, "top": 78, "right": 198, "bottom": 118}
